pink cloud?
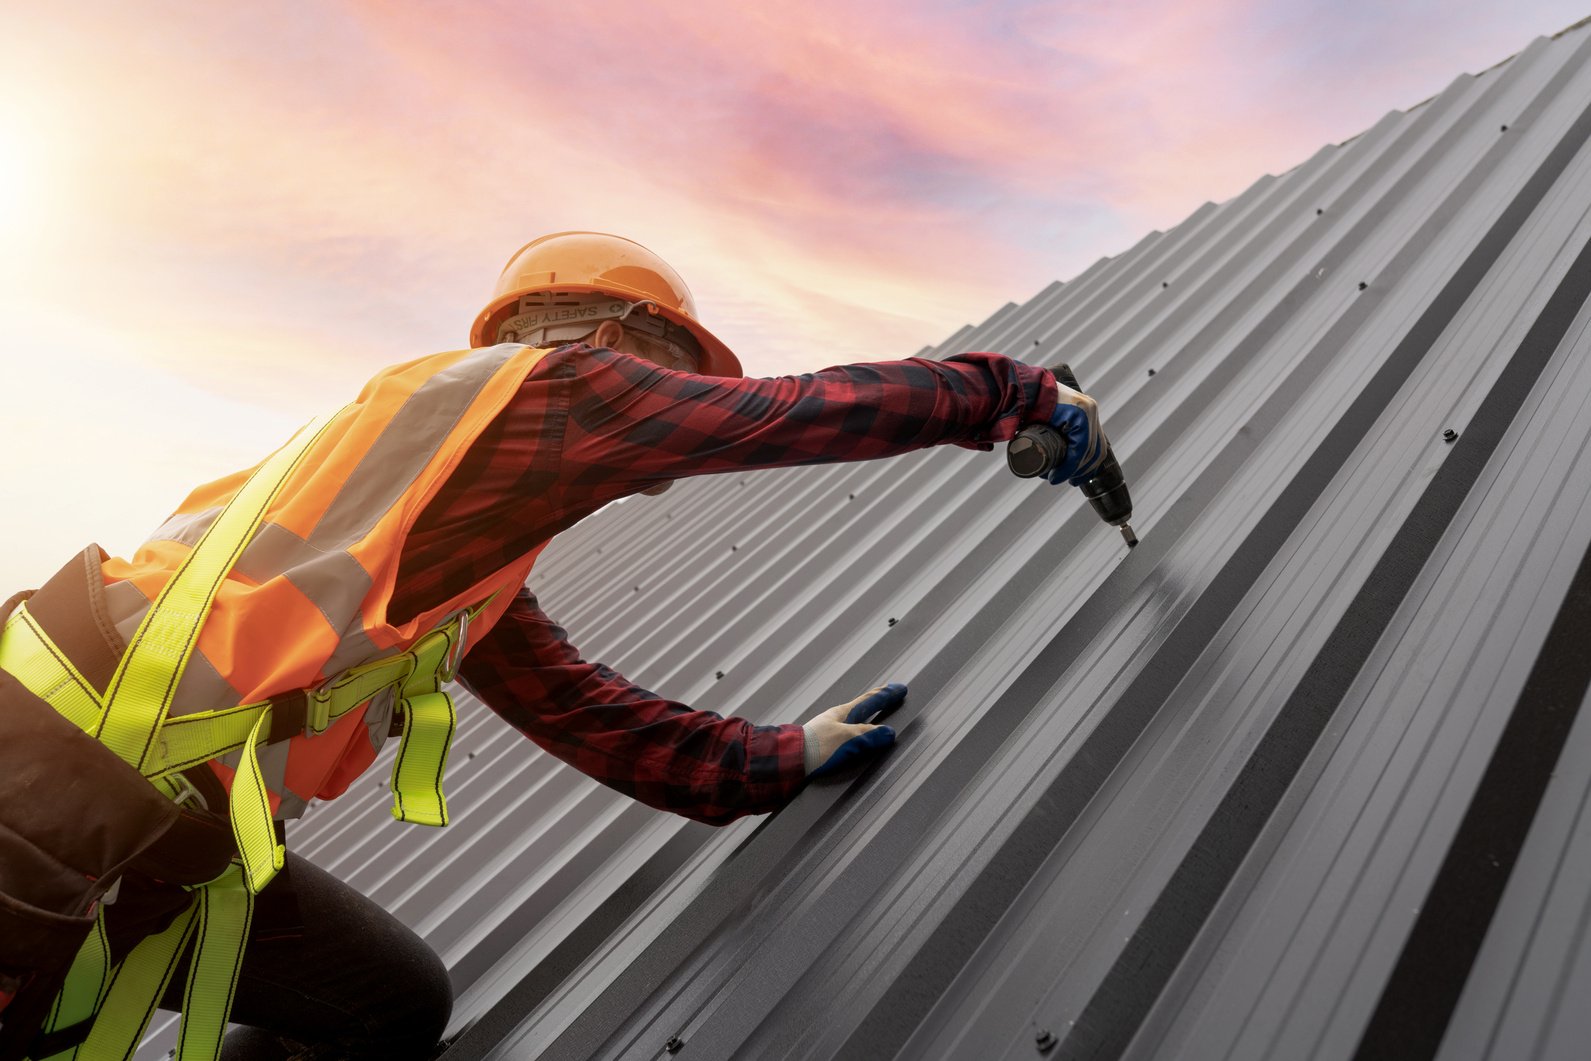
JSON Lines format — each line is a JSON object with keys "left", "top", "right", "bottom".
{"left": 4, "top": 0, "right": 1585, "bottom": 410}
{"left": 5, "top": 0, "right": 1587, "bottom": 596}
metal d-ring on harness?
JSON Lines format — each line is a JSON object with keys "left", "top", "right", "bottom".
{"left": 1, "top": 409, "right": 489, "bottom": 1061}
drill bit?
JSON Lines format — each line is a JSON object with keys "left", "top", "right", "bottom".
{"left": 1119, "top": 524, "right": 1139, "bottom": 548}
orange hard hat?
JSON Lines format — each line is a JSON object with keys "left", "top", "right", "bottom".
{"left": 470, "top": 231, "right": 743, "bottom": 378}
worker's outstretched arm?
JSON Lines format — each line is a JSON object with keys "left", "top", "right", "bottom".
{"left": 395, "top": 343, "right": 1061, "bottom": 621}
{"left": 548, "top": 344, "right": 1060, "bottom": 498}
{"left": 457, "top": 588, "right": 817, "bottom": 825}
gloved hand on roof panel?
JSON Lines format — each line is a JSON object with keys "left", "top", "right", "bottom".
{"left": 803, "top": 683, "right": 906, "bottom": 778}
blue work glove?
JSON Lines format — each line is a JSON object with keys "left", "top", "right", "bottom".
{"left": 803, "top": 683, "right": 906, "bottom": 778}
{"left": 1043, "top": 378, "right": 1107, "bottom": 486}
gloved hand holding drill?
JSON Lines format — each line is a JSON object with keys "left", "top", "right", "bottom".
{"left": 1010, "top": 363, "right": 1138, "bottom": 546}
{"left": 1041, "top": 378, "right": 1107, "bottom": 486}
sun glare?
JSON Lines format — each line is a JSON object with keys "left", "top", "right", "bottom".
{"left": 0, "top": 105, "right": 62, "bottom": 294}
{"left": 0, "top": 120, "right": 29, "bottom": 233}
{"left": 0, "top": 105, "right": 54, "bottom": 249}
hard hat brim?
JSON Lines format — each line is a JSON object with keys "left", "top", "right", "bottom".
{"left": 470, "top": 283, "right": 742, "bottom": 378}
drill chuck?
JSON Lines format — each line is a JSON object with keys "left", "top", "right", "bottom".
{"left": 1075, "top": 450, "right": 1134, "bottom": 527}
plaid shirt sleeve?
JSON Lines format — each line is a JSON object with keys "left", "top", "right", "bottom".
{"left": 410, "top": 343, "right": 1058, "bottom": 824}
{"left": 546, "top": 345, "right": 1059, "bottom": 503}
{"left": 456, "top": 587, "right": 808, "bottom": 826}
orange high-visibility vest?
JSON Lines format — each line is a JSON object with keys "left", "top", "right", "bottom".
{"left": 97, "top": 341, "right": 554, "bottom": 819}
{"left": 0, "top": 342, "right": 577, "bottom": 1060}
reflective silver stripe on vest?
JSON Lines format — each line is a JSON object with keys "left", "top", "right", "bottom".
{"left": 107, "top": 343, "right": 531, "bottom": 716}
{"left": 107, "top": 580, "right": 243, "bottom": 712}
{"left": 105, "top": 580, "right": 152, "bottom": 642}
{"left": 149, "top": 506, "right": 223, "bottom": 547}
{"left": 232, "top": 522, "right": 383, "bottom": 679}
{"left": 171, "top": 649, "right": 245, "bottom": 714}
{"left": 277, "top": 789, "right": 309, "bottom": 820}
{"left": 212, "top": 730, "right": 300, "bottom": 817}
{"left": 310, "top": 345, "right": 522, "bottom": 548}
{"left": 255, "top": 739, "right": 291, "bottom": 809}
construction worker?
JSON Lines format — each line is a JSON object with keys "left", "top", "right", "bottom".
{"left": 0, "top": 231, "right": 1108, "bottom": 1060}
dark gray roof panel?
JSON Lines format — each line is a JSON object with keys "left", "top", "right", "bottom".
{"left": 1441, "top": 685, "right": 1591, "bottom": 1061}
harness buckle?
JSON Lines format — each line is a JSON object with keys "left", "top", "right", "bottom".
{"left": 304, "top": 684, "right": 332, "bottom": 736}
{"left": 441, "top": 608, "right": 471, "bottom": 683}
{"left": 165, "top": 771, "right": 208, "bottom": 812}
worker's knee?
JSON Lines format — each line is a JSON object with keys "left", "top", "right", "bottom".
{"left": 399, "top": 937, "right": 454, "bottom": 1044}
{"left": 346, "top": 923, "right": 452, "bottom": 1052}
{"left": 221, "top": 852, "right": 454, "bottom": 1056}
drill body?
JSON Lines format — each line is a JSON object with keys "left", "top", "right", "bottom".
{"left": 1007, "top": 364, "right": 1138, "bottom": 547}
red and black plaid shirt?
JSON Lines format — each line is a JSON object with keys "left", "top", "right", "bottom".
{"left": 400, "top": 343, "right": 1057, "bottom": 825}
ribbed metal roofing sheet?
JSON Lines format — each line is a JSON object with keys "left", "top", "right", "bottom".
{"left": 136, "top": 19, "right": 1591, "bottom": 1060}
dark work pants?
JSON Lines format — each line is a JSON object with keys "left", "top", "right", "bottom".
{"left": 149, "top": 852, "right": 453, "bottom": 1060}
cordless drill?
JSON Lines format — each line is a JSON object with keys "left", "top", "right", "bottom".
{"left": 1007, "top": 363, "right": 1138, "bottom": 548}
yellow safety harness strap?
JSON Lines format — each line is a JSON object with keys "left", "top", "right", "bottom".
{"left": 76, "top": 898, "right": 198, "bottom": 1061}
{"left": 0, "top": 606, "right": 102, "bottom": 735}
{"left": 232, "top": 708, "right": 284, "bottom": 894}
{"left": 0, "top": 593, "right": 491, "bottom": 856}
{"left": 95, "top": 412, "right": 339, "bottom": 773}
{"left": 0, "top": 608, "right": 271, "bottom": 774}
{"left": 34, "top": 913, "right": 111, "bottom": 1061}
{"left": 147, "top": 701, "right": 279, "bottom": 778}
{"left": 305, "top": 653, "right": 422, "bottom": 733}
{"left": 386, "top": 594, "right": 492, "bottom": 827}
{"left": 45, "top": 861, "right": 254, "bottom": 1061}
{"left": 174, "top": 863, "right": 254, "bottom": 1061}
{"left": 100, "top": 411, "right": 336, "bottom": 898}
{"left": 391, "top": 691, "right": 457, "bottom": 827}
{"left": 142, "top": 644, "right": 426, "bottom": 780}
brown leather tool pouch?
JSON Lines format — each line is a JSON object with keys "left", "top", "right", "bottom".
{"left": 0, "top": 586, "right": 235, "bottom": 1060}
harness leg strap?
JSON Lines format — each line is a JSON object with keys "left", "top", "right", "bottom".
{"left": 30, "top": 915, "right": 111, "bottom": 1060}
{"left": 76, "top": 899, "right": 198, "bottom": 1061}
{"left": 390, "top": 692, "right": 456, "bottom": 827}
{"left": 174, "top": 863, "right": 255, "bottom": 1061}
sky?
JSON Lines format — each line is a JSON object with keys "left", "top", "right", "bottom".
{"left": 1, "top": 0, "right": 1586, "bottom": 592}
